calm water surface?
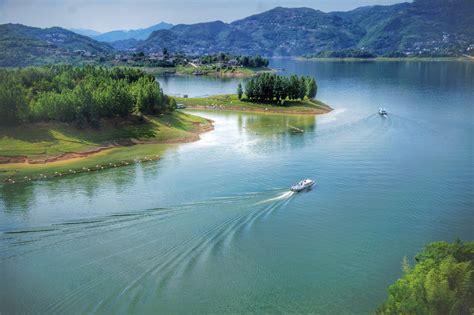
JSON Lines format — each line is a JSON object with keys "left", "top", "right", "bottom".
{"left": 1, "top": 60, "right": 473, "bottom": 314}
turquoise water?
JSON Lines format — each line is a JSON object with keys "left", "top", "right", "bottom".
{"left": 1, "top": 60, "right": 473, "bottom": 314}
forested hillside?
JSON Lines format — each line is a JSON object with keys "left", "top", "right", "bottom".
{"left": 140, "top": 0, "right": 474, "bottom": 56}
{"left": 0, "top": 24, "right": 113, "bottom": 67}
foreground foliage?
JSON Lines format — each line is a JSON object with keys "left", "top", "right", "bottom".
{"left": 378, "top": 240, "right": 474, "bottom": 315}
{"left": 0, "top": 65, "right": 176, "bottom": 126}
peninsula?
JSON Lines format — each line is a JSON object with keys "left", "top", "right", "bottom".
{"left": 0, "top": 65, "right": 213, "bottom": 183}
{"left": 0, "top": 68, "right": 330, "bottom": 184}
{"left": 176, "top": 73, "right": 332, "bottom": 115}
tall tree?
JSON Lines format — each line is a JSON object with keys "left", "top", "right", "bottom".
{"left": 0, "top": 81, "right": 26, "bottom": 125}
{"left": 237, "top": 83, "right": 243, "bottom": 100}
{"left": 298, "top": 76, "right": 307, "bottom": 100}
{"left": 306, "top": 77, "right": 317, "bottom": 99}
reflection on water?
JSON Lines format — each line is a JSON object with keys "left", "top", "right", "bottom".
{"left": 0, "top": 113, "right": 316, "bottom": 226}
{"left": 244, "top": 113, "right": 316, "bottom": 135}
{"left": 1, "top": 60, "right": 473, "bottom": 314}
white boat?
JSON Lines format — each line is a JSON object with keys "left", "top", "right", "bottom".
{"left": 291, "top": 178, "right": 315, "bottom": 192}
{"left": 379, "top": 108, "right": 388, "bottom": 116}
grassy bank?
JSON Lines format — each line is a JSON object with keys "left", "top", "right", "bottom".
{"left": 142, "top": 65, "right": 274, "bottom": 77}
{"left": 0, "top": 111, "right": 212, "bottom": 182}
{"left": 176, "top": 94, "right": 332, "bottom": 115}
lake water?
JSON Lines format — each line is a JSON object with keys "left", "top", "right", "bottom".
{"left": 1, "top": 60, "right": 473, "bottom": 314}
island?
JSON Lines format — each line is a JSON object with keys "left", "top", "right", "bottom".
{"left": 0, "top": 66, "right": 213, "bottom": 183}
{"left": 176, "top": 73, "right": 332, "bottom": 115}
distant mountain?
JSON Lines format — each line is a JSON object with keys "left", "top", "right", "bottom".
{"left": 94, "top": 22, "right": 173, "bottom": 42}
{"left": 140, "top": 21, "right": 251, "bottom": 55}
{"left": 69, "top": 28, "right": 102, "bottom": 37}
{"left": 338, "top": 0, "right": 474, "bottom": 54}
{"left": 142, "top": 8, "right": 365, "bottom": 55}
{"left": 233, "top": 7, "right": 366, "bottom": 55}
{"left": 109, "top": 38, "right": 141, "bottom": 51}
{"left": 0, "top": 24, "right": 114, "bottom": 67}
{"left": 140, "top": 0, "right": 473, "bottom": 56}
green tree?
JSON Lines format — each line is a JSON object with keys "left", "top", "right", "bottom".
{"left": 377, "top": 240, "right": 474, "bottom": 315}
{"left": 237, "top": 83, "right": 243, "bottom": 99}
{"left": 298, "top": 76, "right": 307, "bottom": 100}
{"left": 0, "top": 65, "right": 174, "bottom": 127}
{"left": 244, "top": 73, "right": 314, "bottom": 104}
{"left": 306, "top": 77, "right": 317, "bottom": 99}
{"left": 0, "top": 81, "right": 26, "bottom": 125}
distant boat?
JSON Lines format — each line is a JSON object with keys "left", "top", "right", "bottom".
{"left": 176, "top": 104, "right": 187, "bottom": 109}
{"left": 379, "top": 108, "right": 388, "bottom": 116}
{"left": 291, "top": 178, "right": 315, "bottom": 192}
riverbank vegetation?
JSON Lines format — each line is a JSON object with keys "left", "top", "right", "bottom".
{"left": 0, "top": 65, "right": 176, "bottom": 127}
{"left": 175, "top": 94, "right": 331, "bottom": 115}
{"left": 304, "top": 49, "right": 377, "bottom": 59}
{"left": 302, "top": 49, "right": 474, "bottom": 61}
{"left": 378, "top": 239, "right": 474, "bottom": 315}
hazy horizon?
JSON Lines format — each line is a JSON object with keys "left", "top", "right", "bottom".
{"left": 0, "top": 0, "right": 408, "bottom": 33}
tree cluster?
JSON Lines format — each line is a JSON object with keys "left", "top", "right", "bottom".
{"left": 378, "top": 239, "right": 474, "bottom": 315}
{"left": 305, "top": 49, "right": 377, "bottom": 59}
{"left": 236, "top": 55, "right": 269, "bottom": 68}
{"left": 199, "top": 53, "right": 269, "bottom": 68}
{"left": 243, "top": 73, "right": 317, "bottom": 103}
{"left": 0, "top": 65, "right": 175, "bottom": 127}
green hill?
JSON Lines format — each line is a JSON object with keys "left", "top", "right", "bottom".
{"left": 0, "top": 24, "right": 114, "bottom": 67}
{"left": 341, "top": 0, "right": 474, "bottom": 55}
{"left": 142, "top": 8, "right": 365, "bottom": 56}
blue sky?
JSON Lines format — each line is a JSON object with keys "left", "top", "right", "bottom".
{"left": 0, "top": 0, "right": 408, "bottom": 32}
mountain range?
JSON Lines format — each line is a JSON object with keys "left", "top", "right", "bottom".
{"left": 90, "top": 22, "right": 173, "bottom": 42}
{"left": 140, "top": 0, "right": 473, "bottom": 56}
{"left": 0, "top": 0, "right": 472, "bottom": 66}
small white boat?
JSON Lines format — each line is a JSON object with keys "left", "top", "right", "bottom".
{"left": 291, "top": 178, "right": 315, "bottom": 192}
{"left": 379, "top": 108, "right": 388, "bottom": 116}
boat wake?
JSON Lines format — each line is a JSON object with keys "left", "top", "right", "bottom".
{"left": 257, "top": 190, "right": 294, "bottom": 204}
{"left": 2, "top": 189, "right": 298, "bottom": 313}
